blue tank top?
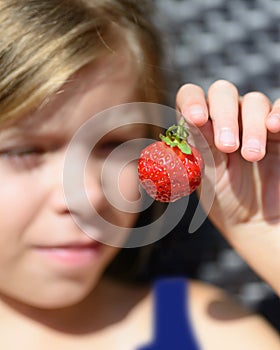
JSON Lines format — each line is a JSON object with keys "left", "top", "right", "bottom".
{"left": 137, "top": 277, "right": 201, "bottom": 350}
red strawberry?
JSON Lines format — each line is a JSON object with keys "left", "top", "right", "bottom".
{"left": 138, "top": 118, "right": 204, "bottom": 202}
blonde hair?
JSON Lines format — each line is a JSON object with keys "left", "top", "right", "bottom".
{"left": 0, "top": 0, "right": 166, "bottom": 125}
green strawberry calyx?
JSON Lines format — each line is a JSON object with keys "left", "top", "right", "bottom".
{"left": 159, "top": 117, "right": 192, "bottom": 154}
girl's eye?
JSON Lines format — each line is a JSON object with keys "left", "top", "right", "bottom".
{"left": 0, "top": 148, "right": 45, "bottom": 169}
{"left": 4, "top": 148, "right": 42, "bottom": 156}
{"left": 93, "top": 140, "right": 125, "bottom": 157}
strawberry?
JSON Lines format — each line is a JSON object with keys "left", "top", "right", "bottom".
{"left": 138, "top": 118, "right": 204, "bottom": 202}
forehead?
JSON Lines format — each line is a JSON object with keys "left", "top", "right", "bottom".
{"left": 2, "top": 50, "right": 140, "bottom": 139}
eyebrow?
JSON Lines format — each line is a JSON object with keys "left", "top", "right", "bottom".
{"left": 0, "top": 127, "right": 27, "bottom": 140}
{"left": 0, "top": 122, "right": 147, "bottom": 143}
{"left": 0, "top": 126, "right": 64, "bottom": 145}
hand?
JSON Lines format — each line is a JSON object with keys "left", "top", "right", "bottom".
{"left": 176, "top": 80, "right": 280, "bottom": 294}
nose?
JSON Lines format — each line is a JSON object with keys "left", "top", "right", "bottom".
{"left": 48, "top": 149, "right": 106, "bottom": 217}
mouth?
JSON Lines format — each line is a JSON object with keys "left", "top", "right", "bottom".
{"left": 33, "top": 240, "right": 103, "bottom": 266}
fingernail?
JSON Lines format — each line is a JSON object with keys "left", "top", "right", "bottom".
{"left": 219, "top": 127, "right": 236, "bottom": 146}
{"left": 269, "top": 113, "right": 280, "bottom": 124}
{"left": 243, "top": 138, "right": 261, "bottom": 153}
{"left": 188, "top": 104, "right": 205, "bottom": 120}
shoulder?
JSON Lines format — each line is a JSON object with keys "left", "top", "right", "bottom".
{"left": 107, "top": 277, "right": 280, "bottom": 349}
{"left": 188, "top": 279, "right": 280, "bottom": 349}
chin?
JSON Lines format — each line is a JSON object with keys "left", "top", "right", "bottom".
{"left": 35, "top": 292, "right": 88, "bottom": 309}
{"left": 33, "top": 280, "right": 97, "bottom": 309}
{"left": 0, "top": 278, "right": 97, "bottom": 310}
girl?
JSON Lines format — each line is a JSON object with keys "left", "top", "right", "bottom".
{"left": 0, "top": 0, "right": 279, "bottom": 349}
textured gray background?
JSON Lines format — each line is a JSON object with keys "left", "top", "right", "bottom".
{"left": 155, "top": 0, "right": 280, "bottom": 102}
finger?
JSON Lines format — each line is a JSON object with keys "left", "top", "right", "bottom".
{"left": 176, "top": 83, "right": 208, "bottom": 127}
{"left": 266, "top": 98, "right": 280, "bottom": 134}
{"left": 240, "top": 92, "right": 270, "bottom": 161}
{"left": 207, "top": 80, "right": 240, "bottom": 153}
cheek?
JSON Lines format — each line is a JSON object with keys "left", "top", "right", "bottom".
{"left": 102, "top": 162, "right": 140, "bottom": 229}
{"left": 102, "top": 160, "right": 141, "bottom": 211}
{"left": 118, "top": 162, "right": 141, "bottom": 203}
{"left": 114, "top": 164, "right": 140, "bottom": 229}
{"left": 0, "top": 177, "right": 40, "bottom": 235}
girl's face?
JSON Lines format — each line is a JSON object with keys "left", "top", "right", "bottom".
{"left": 0, "top": 52, "right": 145, "bottom": 308}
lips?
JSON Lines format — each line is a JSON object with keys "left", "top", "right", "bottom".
{"left": 36, "top": 242, "right": 99, "bottom": 248}
{"left": 33, "top": 240, "right": 103, "bottom": 266}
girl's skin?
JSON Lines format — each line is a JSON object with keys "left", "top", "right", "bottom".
{"left": 177, "top": 79, "right": 280, "bottom": 295}
{"left": 0, "top": 51, "right": 279, "bottom": 348}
